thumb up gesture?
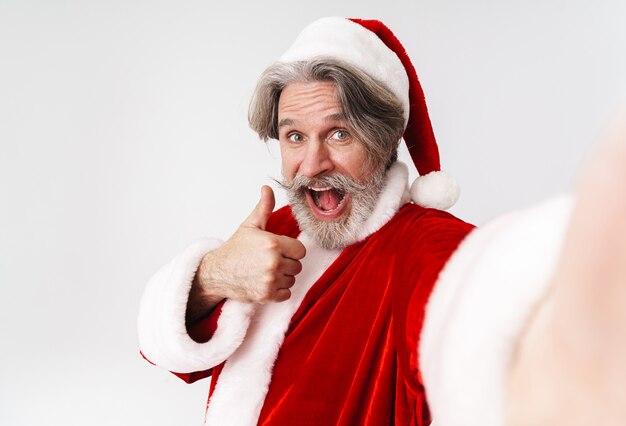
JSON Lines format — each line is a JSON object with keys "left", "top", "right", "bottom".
{"left": 195, "top": 186, "right": 307, "bottom": 305}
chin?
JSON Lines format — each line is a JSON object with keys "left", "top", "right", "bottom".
{"left": 280, "top": 168, "right": 387, "bottom": 249}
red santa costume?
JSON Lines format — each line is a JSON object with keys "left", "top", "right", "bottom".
{"left": 138, "top": 17, "right": 573, "bottom": 426}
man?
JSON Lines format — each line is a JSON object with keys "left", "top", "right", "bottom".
{"left": 138, "top": 17, "right": 626, "bottom": 425}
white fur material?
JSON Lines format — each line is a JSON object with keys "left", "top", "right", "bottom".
{"left": 419, "top": 195, "right": 574, "bottom": 426}
{"left": 137, "top": 238, "right": 256, "bottom": 373}
{"left": 410, "top": 170, "right": 459, "bottom": 210}
{"left": 354, "top": 162, "right": 411, "bottom": 241}
{"left": 279, "top": 16, "right": 410, "bottom": 125}
{"left": 204, "top": 233, "right": 341, "bottom": 425}
{"left": 136, "top": 163, "right": 412, "bottom": 424}
{"left": 203, "top": 163, "right": 411, "bottom": 425}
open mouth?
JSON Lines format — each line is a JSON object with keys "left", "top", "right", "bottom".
{"left": 304, "top": 186, "right": 350, "bottom": 219}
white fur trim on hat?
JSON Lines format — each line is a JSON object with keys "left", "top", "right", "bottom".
{"left": 410, "top": 170, "right": 459, "bottom": 210}
{"left": 279, "top": 16, "right": 410, "bottom": 124}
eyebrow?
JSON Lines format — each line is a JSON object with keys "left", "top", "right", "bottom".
{"left": 325, "top": 113, "right": 346, "bottom": 123}
{"left": 278, "top": 118, "right": 294, "bottom": 128}
{"left": 278, "top": 113, "right": 347, "bottom": 128}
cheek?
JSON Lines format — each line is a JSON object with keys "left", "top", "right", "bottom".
{"left": 339, "top": 146, "right": 371, "bottom": 180}
{"left": 280, "top": 150, "right": 299, "bottom": 179}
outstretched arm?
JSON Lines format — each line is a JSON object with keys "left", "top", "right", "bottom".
{"left": 508, "top": 108, "right": 626, "bottom": 425}
{"left": 419, "top": 108, "right": 626, "bottom": 426}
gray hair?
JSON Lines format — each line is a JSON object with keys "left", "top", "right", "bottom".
{"left": 248, "top": 58, "right": 406, "bottom": 171}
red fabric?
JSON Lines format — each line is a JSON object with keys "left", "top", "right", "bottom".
{"left": 258, "top": 204, "right": 472, "bottom": 425}
{"left": 348, "top": 18, "right": 440, "bottom": 177}
{"left": 188, "top": 300, "right": 226, "bottom": 343}
{"left": 265, "top": 205, "right": 301, "bottom": 236}
{"left": 200, "top": 204, "right": 472, "bottom": 425}
{"left": 158, "top": 210, "right": 300, "bottom": 386}
{"left": 151, "top": 203, "right": 473, "bottom": 423}
{"left": 170, "top": 300, "right": 226, "bottom": 384}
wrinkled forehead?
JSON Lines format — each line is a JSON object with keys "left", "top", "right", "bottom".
{"left": 277, "top": 81, "right": 342, "bottom": 119}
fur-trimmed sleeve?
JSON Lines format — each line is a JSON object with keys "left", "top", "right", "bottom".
{"left": 137, "top": 238, "right": 256, "bottom": 375}
{"left": 419, "top": 195, "right": 574, "bottom": 425}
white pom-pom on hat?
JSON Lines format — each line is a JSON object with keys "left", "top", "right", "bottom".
{"left": 410, "top": 171, "right": 460, "bottom": 211}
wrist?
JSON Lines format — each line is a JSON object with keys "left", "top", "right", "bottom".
{"left": 196, "top": 251, "right": 230, "bottom": 302}
{"left": 185, "top": 252, "right": 228, "bottom": 327}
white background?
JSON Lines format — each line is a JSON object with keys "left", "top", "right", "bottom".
{"left": 1, "top": 0, "right": 625, "bottom": 424}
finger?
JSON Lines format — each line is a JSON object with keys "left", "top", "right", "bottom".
{"left": 277, "top": 235, "right": 306, "bottom": 260}
{"left": 274, "top": 288, "right": 292, "bottom": 303}
{"left": 280, "top": 258, "right": 303, "bottom": 276}
{"left": 277, "top": 274, "right": 296, "bottom": 289}
{"left": 243, "top": 185, "right": 276, "bottom": 230}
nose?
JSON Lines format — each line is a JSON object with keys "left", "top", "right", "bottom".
{"left": 298, "top": 139, "right": 334, "bottom": 178}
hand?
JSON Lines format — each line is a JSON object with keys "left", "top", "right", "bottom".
{"left": 195, "top": 185, "right": 306, "bottom": 305}
{"left": 507, "top": 109, "right": 626, "bottom": 425}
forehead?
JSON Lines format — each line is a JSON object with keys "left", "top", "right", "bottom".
{"left": 278, "top": 81, "right": 342, "bottom": 119}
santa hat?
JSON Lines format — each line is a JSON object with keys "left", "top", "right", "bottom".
{"left": 279, "top": 17, "right": 459, "bottom": 210}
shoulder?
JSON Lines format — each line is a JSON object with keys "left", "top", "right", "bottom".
{"left": 381, "top": 203, "right": 475, "bottom": 247}
{"left": 362, "top": 203, "right": 475, "bottom": 281}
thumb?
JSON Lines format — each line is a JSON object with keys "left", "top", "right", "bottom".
{"left": 243, "top": 185, "right": 275, "bottom": 230}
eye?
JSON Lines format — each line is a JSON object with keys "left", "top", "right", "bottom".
{"left": 330, "top": 130, "right": 350, "bottom": 141}
{"left": 288, "top": 133, "right": 304, "bottom": 143}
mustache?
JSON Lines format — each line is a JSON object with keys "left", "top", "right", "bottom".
{"left": 275, "top": 174, "right": 368, "bottom": 193}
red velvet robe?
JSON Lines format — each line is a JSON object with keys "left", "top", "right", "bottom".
{"left": 179, "top": 203, "right": 473, "bottom": 425}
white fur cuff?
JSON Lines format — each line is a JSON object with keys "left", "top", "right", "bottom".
{"left": 419, "top": 195, "right": 574, "bottom": 426}
{"left": 138, "top": 238, "right": 256, "bottom": 373}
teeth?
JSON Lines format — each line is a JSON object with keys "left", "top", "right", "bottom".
{"left": 307, "top": 186, "right": 332, "bottom": 192}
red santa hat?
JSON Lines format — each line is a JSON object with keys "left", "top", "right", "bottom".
{"left": 279, "top": 17, "right": 459, "bottom": 210}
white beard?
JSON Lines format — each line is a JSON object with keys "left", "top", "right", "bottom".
{"left": 278, "top": 168, "right": 387, "bottom": 250}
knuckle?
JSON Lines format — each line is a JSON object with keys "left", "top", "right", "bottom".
{"left": 255, "top": 286, "right": 273, "bottom": 304}
{"left": 262, "top": 273, "right": 277, "bottom": 288}
{"left": 267, "top": 256, "right": 281, "bottom": 271}
{"left": 266, "top": 238, "right": 280, "bottom": 251}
